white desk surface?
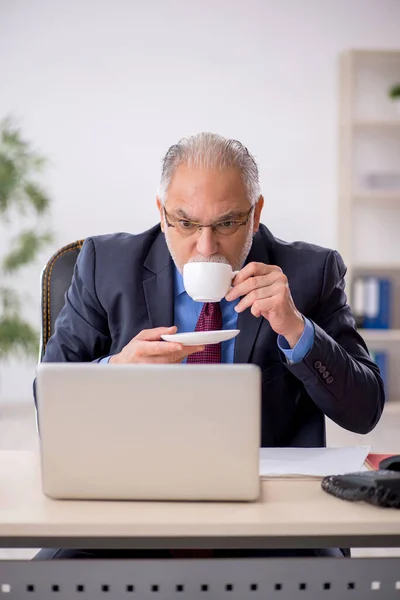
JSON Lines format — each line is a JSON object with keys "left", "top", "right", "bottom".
{"left": 1, "top": 452, "right": 400, "bottom": 548}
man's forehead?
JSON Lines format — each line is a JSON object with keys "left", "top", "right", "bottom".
{"left": 166, "top": 165, "right": 250, "bottom": 216}
{"left": 168, "top": 165, "right": 246, "bottom": 193}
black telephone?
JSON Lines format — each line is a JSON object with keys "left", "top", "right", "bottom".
{"left": 321, "top": 455, "right": 400, "bottom": 509}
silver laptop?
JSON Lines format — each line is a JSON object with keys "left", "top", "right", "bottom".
{"left": 36, "top": 363, "right": 261, "bottom": 501}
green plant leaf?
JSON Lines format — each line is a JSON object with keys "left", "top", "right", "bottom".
{"left": 1, "top": 118, "right": 25, "bottom": 149}
{"left": 0, "top": 287, "right": 21, "bottom": 314}
{"left": 32, "top": 156, "right": 47, "bottom": 170}
{"left": 0, "top": 116, "right": 53, "bottom": 361}
{"left": 2, "top": 229, "right": 53, "bottom": 273}
{"left": 389, "top": 83, "right": 400, "bottom": 99}
{"left": 24, "top": 182, "right": 51, "bottom": 214}
{"left": 0, "top": 117, "right": 50, "bottom": 217}
{"left": 0, "top": 156, "right": 20, "bottom": 213}
{"left": 0, "top": 315, "right": 38, "bottom": 360}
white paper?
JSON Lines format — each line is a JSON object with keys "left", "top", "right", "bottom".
{"left": 259, "top": 446, "right": 371, "bottom": 478}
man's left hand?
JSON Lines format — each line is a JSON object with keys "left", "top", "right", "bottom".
{"left": 225, "top": 262, "right": 305, "bottom": 348}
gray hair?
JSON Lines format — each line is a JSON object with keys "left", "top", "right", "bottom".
{"left": 158, "top": 132, "right": 261, "bottom": 206}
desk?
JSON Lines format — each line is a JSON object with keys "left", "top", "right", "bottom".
{"left": 0, "top": 451, "right": 399, "bottom": 599}
{"left": 1, "top": 451, "right": 400, "bottom": 549}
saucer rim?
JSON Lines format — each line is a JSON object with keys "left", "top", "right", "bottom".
{"left": 161, "top": 329, "right": 240, "bottom": 345}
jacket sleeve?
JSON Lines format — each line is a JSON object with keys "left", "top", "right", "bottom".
{"left": 41, "top": 237, "right": 111, "bottom": 363}
{"left": 284, "top": 249, "right": 385, "bottom": 434}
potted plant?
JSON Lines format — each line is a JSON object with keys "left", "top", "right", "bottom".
{"left": 0, "top": 117, "right": 53, "bottom": 364}
{"left": 388, "top": 83, "right": 400, "bottom": 115}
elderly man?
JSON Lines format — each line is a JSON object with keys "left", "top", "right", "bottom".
{"left": 36, "top": 133, "right": 383, "bottom": 560}
{"left": 42, "top": 132, "right": 384, "bottom": 448}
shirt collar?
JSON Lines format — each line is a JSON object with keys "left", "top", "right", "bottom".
{"left": 174, "top": 265, "right": 186, "bottom": 297}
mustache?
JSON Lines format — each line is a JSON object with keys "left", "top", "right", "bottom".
{"left": 187, "top": 254, "right": 230, "bottom": 265}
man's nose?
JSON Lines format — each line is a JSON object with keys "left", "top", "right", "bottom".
{"left": 195, "top": 226, "right": 219, "bottom": 257}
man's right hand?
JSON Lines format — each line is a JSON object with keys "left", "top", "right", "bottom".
{"left": 109, "top": 327, "right": 205, "bottom": 364}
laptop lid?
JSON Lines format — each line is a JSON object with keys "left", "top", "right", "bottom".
{"left": 36, "top": 363, "right": 261, "bottom": 501}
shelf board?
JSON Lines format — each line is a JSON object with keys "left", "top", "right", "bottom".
{"left": 359, "top": 329, "right": 400, "bottom": 343}
{"left": 353, "top": 120, "right": 400, "bottom": 130}
{"left": 349, "top": 49, "right": 400, "bottom": 61}
{"left": 351, "top": 263, "right": 400, "bottom": 271}
{"left": 353, "top": 190, "right": 400, "bottom": 204}
{"left": 385, "top": 397, "right": 400, "bottom": 408}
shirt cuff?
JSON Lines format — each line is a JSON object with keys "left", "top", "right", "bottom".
{"left": 99, "top": 355, "right": 112, "bottom": 364}
{"left": 277, "top": 317, "right": 314, "bottom": 364}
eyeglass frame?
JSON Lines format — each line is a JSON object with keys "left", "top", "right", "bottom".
{"left": 162, "top": 205, "right": 255, "bottom": 237}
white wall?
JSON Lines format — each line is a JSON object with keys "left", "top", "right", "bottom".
{"left": 1, "top": 0, "right": 399, "bottom": 400}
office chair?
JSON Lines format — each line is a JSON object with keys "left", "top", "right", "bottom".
{"left": 39, "top": 239, "right": 84, "bottom": 361}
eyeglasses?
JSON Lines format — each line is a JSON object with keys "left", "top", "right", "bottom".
{"left": 163, "top": 206, "right": 254, "bottom": 238}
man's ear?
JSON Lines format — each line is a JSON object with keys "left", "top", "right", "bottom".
{"left": 253, "top": 195, "right": 264, "bottom": 233}
{"left": 156, "top": 197, "right": 165, "bottom": 232}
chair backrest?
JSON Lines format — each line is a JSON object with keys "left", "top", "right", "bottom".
{"left": 40, "top": 240, "right": 84, "bottom": 360}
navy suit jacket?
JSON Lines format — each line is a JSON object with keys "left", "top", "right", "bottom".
{"left": 40, "top": 224, "right": 384, "bottom": 447}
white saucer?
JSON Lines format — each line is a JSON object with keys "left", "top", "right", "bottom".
{"left": 161, "top": 330, "right": 240, "bottom": 346}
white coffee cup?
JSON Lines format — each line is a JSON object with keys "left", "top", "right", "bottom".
{"left": 183, "top": 262, "right": 239, "bottom": 303}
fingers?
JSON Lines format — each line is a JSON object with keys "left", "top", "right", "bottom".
{"left": 136, "top": 343, "right": 205, "bottom": 363}
{"left": 226, "top": 270, "right": 284, "bottom": 302}
{"left": 168, "top": 344, "right": 206, "bottom": 363}
{"left": 136, "top": 341, "right": 205, "bottom": 359}
{"left": 235, "top": 282, "right": 285, "bottom": 313}
{"left": 182, "top": 345, "right": 206, "bottom": 357}
{"left": 231, "top": 262, "right": 281, "bottom": 287}
{"left": 250, "top": 297, "right": 274, "bottom": 318}
{"left": 145, "top": 342, "right": 205, "bottom": 358}
{"left": 135, "top": 326, "right": 177, "bottom": 341}
{"left": 120, "top": 327, "right": 206, "bottom": 364}
{"left": 143, "top": 348, "right": 206, "bottom": 364}
{"left": 139, "top": 340, "right": 183, "bottom": 356}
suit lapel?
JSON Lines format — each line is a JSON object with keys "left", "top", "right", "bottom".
{"left": 234, "top": 229, "right": 272, "bottom": 364}
{"left": 143, "top": 232, "right": 174, "bottom": 329}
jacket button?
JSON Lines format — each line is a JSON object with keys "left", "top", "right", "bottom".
{"left": 326, "top": 376, "right": 333, "bottom": 384}
{"left": 314, "top": 361, "right": 322, "bottom": 369}
{"left": 322, "top": 371, "right": 329, "bottom": 379}
{"left": 319, "top": 365, "right": 326, "bottom": 374}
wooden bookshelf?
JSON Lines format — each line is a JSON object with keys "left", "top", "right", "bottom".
{"left": 339, "top": 49, "right": 400, "bottom": 403}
